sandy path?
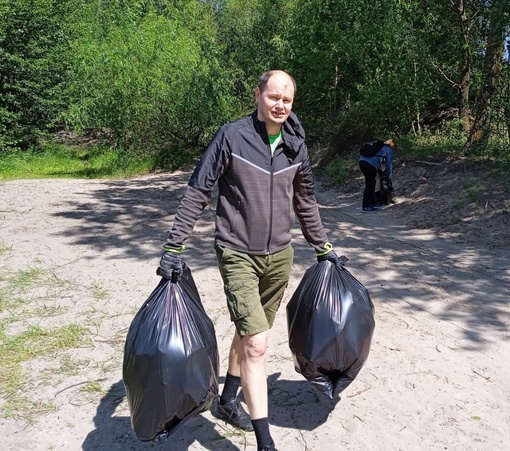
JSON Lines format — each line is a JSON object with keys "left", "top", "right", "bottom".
{"left": 0, "top": 173, "right": 509, "bottom": 451}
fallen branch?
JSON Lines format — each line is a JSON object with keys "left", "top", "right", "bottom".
{"left": 346, "top": 387, "right": 372, "bottom": 398}
{"left": 415, "top": 160, "right": 442, "bottom": 166}
{"left": 472, "top": 369, "right": 491, "bottom": 382}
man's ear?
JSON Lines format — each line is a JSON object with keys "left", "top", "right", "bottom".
{"left": 255, "top": 87, "right": 260, "bottom": 103}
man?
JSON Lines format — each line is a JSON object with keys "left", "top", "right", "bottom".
{"left": 359, "top": 138, "right": 396, "bottom": 212}
{"left": 157, "top": 70, "right": 342, "bottom": 451}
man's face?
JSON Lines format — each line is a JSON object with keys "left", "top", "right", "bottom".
{"left": 256, "top": 72, "right": 295, "bottom": 133}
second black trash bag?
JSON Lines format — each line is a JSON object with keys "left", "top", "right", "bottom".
{"left": 123, "top": 264, "right": 219, "bottom": 442}
{"left": 286, "top": 261, "right": 375, "bottom": 399}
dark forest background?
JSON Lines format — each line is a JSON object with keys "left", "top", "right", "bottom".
{"left": 1, "top": 0, "right": 509, "bottom": 171}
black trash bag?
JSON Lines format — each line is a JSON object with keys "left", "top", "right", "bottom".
{"left": 286, "top": 261, "right": 375, "bottom": 399}
{"left": 123, "top": 264, "right": 219, "bottom": 442}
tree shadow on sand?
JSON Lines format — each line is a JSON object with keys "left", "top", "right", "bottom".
{"left": 81, "top": 372, "right": 341, "bottom": 450}
{"left": 81, "top": 381, "right": 242, "bottom": 451}
{"left": 267, "top": 372, "right": 341, "bottom": 431}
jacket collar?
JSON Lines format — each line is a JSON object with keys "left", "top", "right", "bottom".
{"left": 251, "top": 111, "right": 305, "bottom": 155}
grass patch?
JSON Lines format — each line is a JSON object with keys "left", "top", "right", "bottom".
{"left": 397, "top": 134, "right": 465, "bottom": 159}
{"left": 90, "top": 282, "right": 109, "bottom": 301}
{"left": 2, "top": 132, "right": 508, "bottom": 183}
{"left": 10, "top": 267, "right": 45, "bottom": 290}
{"left": 0, "top": 263, "right": 95, "bottom": 419}
{"left": 325, "top": 157, "right": 351, "bottom": 185}
{"left": 398, "top": 133, "right": 510, "bottom": 166}
{"left": 462, "top": 180, "right": 482, "bottom": 204}
{"left": 0, "top": 142, "right": 156, "bottom": 180}
{"left": 0, "top": 240, "right": 13, "bottom": 254}
{"left": 1, "top": 395, "right": 56, "bottom": 419}
{"left": 52, "top": 354, "right": 91, "bottom": 376}
{"left": 0, "top": 267, "right": 74, "bottom": 312}
{"left": 80, "top": 379, "right": 105, "bottom": 395}
{"left": 0, "top": 323, "right": 89, "bottom": 418}
{"left": 2, "top": 323, "right": 88, "bottom": 372}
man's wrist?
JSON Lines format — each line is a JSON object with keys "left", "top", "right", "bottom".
{"left": 316, "top": 242, "right": 333, "bottom": 257}
{"left": 164, "top": 244, "right": 186, "bottom": 254}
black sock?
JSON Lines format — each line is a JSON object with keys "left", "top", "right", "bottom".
{"left": 220, "top": 372, "right": 241, "bottom": 405}
{"left": 252, "top": 417, "right": 274, "bottom": 450}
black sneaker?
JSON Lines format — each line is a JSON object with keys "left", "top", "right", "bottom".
{"left": 213, "top": 398, "right": 254, "bottom": 431}
{"left": 260, "top": 445, "right": 278, "bottom": 451}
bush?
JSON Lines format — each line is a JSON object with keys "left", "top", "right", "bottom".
{"left": 325, "top": 157, "right": 351, "bottom": 186}
{"left": 0, "top": 0, "right": 70, "bottom": 150}
{"left": 63, "top": 4, "right": 234, "bottom": 167}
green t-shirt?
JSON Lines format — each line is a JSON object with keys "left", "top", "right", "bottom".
{"left": 269, "top": 131, "right": 282, "bottom": 155}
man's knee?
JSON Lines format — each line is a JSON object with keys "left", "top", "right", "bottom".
{"left": 241, "top": 332, "right": 268, "bottom": 360}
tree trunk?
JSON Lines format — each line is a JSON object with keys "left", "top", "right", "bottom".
{"left": 465, "top": 0, "right": 508, "bottom": 151}
{"left": 451, "top": 0, "right": 471, "bottom": 132}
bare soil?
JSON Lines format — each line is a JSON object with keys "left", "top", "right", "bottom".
{"left": 0, "top": 157, "right": 509, "bottom": 450}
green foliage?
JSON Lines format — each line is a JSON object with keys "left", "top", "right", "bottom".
{"left": 0, "top": 0, "right": 71, "bottom": 150}
{"left": 397, "top": 133, "right": 464, "bottom": 159}
{"left": 325, "top": 157, "right": 351, "bottom": 186}
{"left": 0, "top": 0, "right": 508, "bottom": 166}
{"left": 462, "top": 180, "right": 483, "bottom": 204}
{"left": 0, "top": 143, "right": 154, "bottom": 180}
{"left": 216, "top": 0, "right": 294, "bottom": 107}
{"left": 63, "top": 1, "right": 234, "bottom": 163}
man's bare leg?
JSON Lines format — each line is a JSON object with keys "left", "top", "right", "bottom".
{"left": 240, "top": 331, "right": 275, "bottom": 450}
{"left": 214, "top": 332, "right": 254, "bottom": 431}
{"left": 239, "top": 331, "right": 268, "bottom": 419}
{"left": 227, "top": 331, "right": 242, "bottom": 377}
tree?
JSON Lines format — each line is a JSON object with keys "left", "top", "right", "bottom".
{"left": 503, "top": 39, "right": 510, "bottom": 143}
{"left": 215, "top": 0, "right": 293, "bottom": 110}
{"left": 286, "top": 0, "right": 441, "bottom": 143}
{"left": 450, "top": 0, "right": 473, "bottom": 131}
{"left": 0, "top": 0, "right": 71, "bottom": 150}
{"left": 64, "top": 0, "right": 234, "bottom": 156}
{"left": 465, "top": 0, "right": 510, "bottom": 150}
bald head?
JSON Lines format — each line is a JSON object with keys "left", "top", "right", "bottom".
{"left": 257, "top": 70, "right": 296, "bottom": 96}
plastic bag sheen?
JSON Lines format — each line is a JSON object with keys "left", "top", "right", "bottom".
{"left": 286, "top": 261, "right": 375, "bottom": 399}
{"left": 123, "top": 265, "right": 219, "bottom": 441}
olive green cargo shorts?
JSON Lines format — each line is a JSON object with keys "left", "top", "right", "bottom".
{"left": 215, "top": 245, "right": 294, "bottom": 336}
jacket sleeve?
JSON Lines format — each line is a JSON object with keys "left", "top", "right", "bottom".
{"left": 292, "top": 146, "right": 330, "bottom": 254}
{"left": 165, "top": 127, "right": 231, "bottom": 249}
{"left": 384, "top": 146, "right": 394, "bottom": 179}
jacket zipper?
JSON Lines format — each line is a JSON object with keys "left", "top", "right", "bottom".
{"left": 266, "top": 147, "right": 274, "bottom": 255}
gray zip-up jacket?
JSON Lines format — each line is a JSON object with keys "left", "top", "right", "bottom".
{"left": 166, "top": 111, "right": 330, "bottom": 255}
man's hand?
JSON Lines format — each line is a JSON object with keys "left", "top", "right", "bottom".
{"left": 157, "top": 249, "right": 183, "bottom": 280}
{"left": 317, "top": 250, "right": 348, "bottom": 267}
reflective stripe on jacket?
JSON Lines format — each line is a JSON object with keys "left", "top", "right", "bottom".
{"left": 166, "top": 111, "right": 329, "bottom": 255}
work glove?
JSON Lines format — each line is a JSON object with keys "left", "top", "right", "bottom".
{"left": 157, "top": 247, "right": 184, "bottom": 281}
{"left": 317, "top": 244, "right": 349, "bottom": 267}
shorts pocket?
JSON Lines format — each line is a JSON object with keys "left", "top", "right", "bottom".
{"left": 225, "top": 277, "right": 252, "bottom": 322}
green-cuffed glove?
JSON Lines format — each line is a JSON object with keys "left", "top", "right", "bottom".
{"left": 157, "top": 246, "right": 184, "bottom": 280}
{"left": 316, "top": 243, "right": 348, "bottom": 267}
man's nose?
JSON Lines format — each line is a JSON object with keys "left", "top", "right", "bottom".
{"left": 275, "top": 99, "right": 284, "bottom": 108}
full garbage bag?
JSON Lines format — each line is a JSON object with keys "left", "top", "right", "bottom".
{"left": 286, "top": 261, "right": 375, "bottom": 399}
{"left": 123, "top": 265, "right": 219, "bottom": 441}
